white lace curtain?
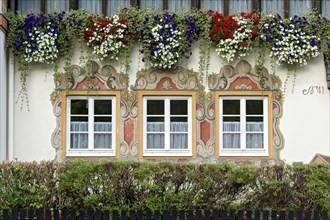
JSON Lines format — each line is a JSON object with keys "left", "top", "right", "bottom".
{"left": 229, "top": 0, "right": 251, "bottom": 13}
{"left": 140, "top": 0, "right": 163, "bottom": 11}
{"left": 79, "top": 0, "right": 102, "bottom": 14}
{"left": 289, "top": 0, "right": 312, "bottom": 16}
{"left": 46, "top": 0, "right": 69, "bottom": 13}
{"left": 70, "top": 122, "right": 112, "bottom": 149}
{"left": 223, "top": 122, "right": 264, "bottom": 149}
{"left": 201, "top": 0, "right": 223, "bottom": 12}
{"left": 146, "top": 122, "right": 188, "bottom": 149}
{"left": 322, "top": 0, "right": 330, "bottom": 16}
{"left": 168, "top": 0, "right": 191, "bottom": 12}
{"left": 18, "top": 0, "right": 41, "bottom": 13}
{"left": 261, "top": 0, "right": 284, "bottom": 17}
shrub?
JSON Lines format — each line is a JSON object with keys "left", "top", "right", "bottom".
{"left": 0, "top": 160, "right": 329, "bottom": 211}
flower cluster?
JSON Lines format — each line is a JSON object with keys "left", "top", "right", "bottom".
{"left": 84, "top": 14, "right": 135, "bottom": 61}
{"left": 259, "top": 14, "right": 322, "bottom": 66}
{"left": 209, "top": 12, "right": 259, "bottom": 62}
{"left": 140, "top": 12, "right": 199, "bottom": 68}
{"left": 10, "top": 11, "right": 84, "bottom": 64}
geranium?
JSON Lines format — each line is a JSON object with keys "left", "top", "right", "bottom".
{"left": 259, "top": 13, "right": 321, "bottom": 66}
{"left": 209, "top": 11, "right": 259, "bottom": 62}
{"left": 84, "top": 14, "right": 135, "bottom": 61}
{"left": 10, "top": 11, "right": 84, "bottom": 64}
{"left": 140, "top": 12, "right": 199, "bottom": 68}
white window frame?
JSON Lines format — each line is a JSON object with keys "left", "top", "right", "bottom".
{"left": 219, "top": 96, "right": 269, "bottom": 157}
{"left": 66, "top": 96, "right": 116, "bottom": 156}
{"left": 142, "top": 96, "right": 192, "bottom": 157}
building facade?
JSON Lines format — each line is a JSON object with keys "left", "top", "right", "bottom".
{"left": 1, "top": 0, "right": 330, "bottom": 164}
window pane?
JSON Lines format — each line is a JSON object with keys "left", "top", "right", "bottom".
{"left": 246, "top": 134, "right": 264, "bottom": 148}
{"left": 170, "top": 134, "right": 188, "bottom": 149}
{"left": 223, "top": 117, "right": 240, "bottom": 132}
{"left": 147, "top": 121, "right": 164, "bottom": 132}
{"left": 246, "top": 100, "right": 263, "bottom": 115}
{"left": 147, "top": 134, "right": 164, "bottom": 149}
{"left": 71, "top": 100, "right": 88, "bottom": 114}
{"left": 289, "top": 0, "right": 312, "bottom": 16}
{"left": 170, "top": 100, "right": 187, "bottom": 115}
{"left": 201, "top": 0, "right": 223, "bottom": 12}
{"left": 261, "top": 0, "right": 284, "bottom": 17}
{"left": 79, "top": 0, "right": 102, "bottom": 14}
{"left": 168, "top": 0, "right": 191, "bottom": 12}
{"left": 107, "top": 0, "right": 130, "bottom": 16}
{"left": 140, "top": 0, "right": 163, "bottom": 11}
{"left": 71, "top": 120, "right": 88, "bottom": 132}
{"left": 223, "top": 100, "right": 240, "bottom": 115}
{"left": 229, "top": 0, "right": 251, "bottom": 14}
{"left": 223, "top": 134, "right": 240, "bottom": 149}
{"left": 246, "top": 117, "right": 264, "bottom": 132}
{"left": 94, "top": 121, "right": 112, "bottom": 132}
{"left": 322, "top": 0, "right": 330, "bottom": 17}
{"left": 95, "top": 100, "right": 112, "bottom": 115}
{"left": 70, "top": 134, "right": 88, "bottom": 149}
{"left": 147, "top": 100, "right": 164, "bottom": 115}
{"left": 170, "top": 120, "right": 188, "bottom": 132}
{"left": 17, "top": 0, "right": 41, "bottom": 13}
{"left": 94, "top": 134, "right": 112, "bottom": 149}
{"left": 46, "top": 0, "right": 69, "bottom": 13}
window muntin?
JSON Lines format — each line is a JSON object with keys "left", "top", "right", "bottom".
{"left": 143, "top": 96, "right": 192, "bottom": 156}
{"left": 219, "top": 96, "right": 268, "bottom": 156}
{"left": 66, "top": 96, "right": 116, "bottom": 156}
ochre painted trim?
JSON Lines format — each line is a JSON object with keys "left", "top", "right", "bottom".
{"left": 214, "top": 91, "right": 273, "bottom": 160}
{"left": 0, "top": 13, "right": 8, "bottom": 33}
{"left": 61, "top": 90, "right": 121, "bottom": 160}
{"left": 137, "top": 90, "right": 197, "bottom": 160}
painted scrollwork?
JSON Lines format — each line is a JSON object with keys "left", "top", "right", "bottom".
{"left": 132, "top": 67, "right": 200, "bottom": 91}
{"left": 51, "top": 61, "right": 130, "bottom": 160}
{"left": 55, "top": 60, "right": 126, "bottom": 90}
{"left": 208, "top": 60, "right": 275, "bottom": 90}
{"left": 208, "top": 59, "right": 284, "bottom": 161}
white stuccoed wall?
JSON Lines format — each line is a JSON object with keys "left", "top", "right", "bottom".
{"left": 11, "top": 45, "right": 330, "bottom": 163}
{"left": 0, "top": 31, "right": 7, "bottom": 161}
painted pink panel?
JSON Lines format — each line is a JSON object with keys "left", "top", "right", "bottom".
{"left": 200, "top": 120, "right": 210, "bottom": 145}
{"left": 156, "top": 77, "right": 178, "bottom": 89}
{"left": 229, "top": 77, "right": 259, "bottom": 90}
{"left": 76, "top": 78, "right": 106, "bottom": 89}
{"left": 124, "top": 119, "right": 134, "bottom": 146}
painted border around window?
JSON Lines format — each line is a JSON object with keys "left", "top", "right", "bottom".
{"left": 215, "top": 91, "right": 273, "bottom": 159}
{"left": 138, "top": 90, "right": 196, "bottom": 159}
{"left": 61, "top": 90, "right": 120, "bottom": 159}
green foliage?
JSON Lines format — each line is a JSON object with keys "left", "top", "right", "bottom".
{"left": 0, "top": 160, "right": 329, "bottom": 211}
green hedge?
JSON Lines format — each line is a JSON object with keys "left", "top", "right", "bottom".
{"left": 0, "top": 160, "right": 329, "bottom": 211}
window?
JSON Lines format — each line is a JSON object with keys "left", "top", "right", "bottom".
{"left": 12, "top": 0, "right": 324, "bottom": 18}
{"left": 216, "top": 92, "right": 272, "bottom": 157}
{"left": 261, "top": 0, "right": 284, "bottom": 17}
{"left": 141, "top": 95, "right": 193, "bottom": 157}
{"left": 322, "top": 0, "right": 330, "bottom": 16}
{"left": 66, "top": 96, "right": 116, "bottom": 156}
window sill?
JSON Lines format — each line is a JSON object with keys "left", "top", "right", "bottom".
{"left": 143, "top": 149, "right": 192, "bottom": 157}
{"left": 67, "top": 149, "right": 115, "bottom": 157}
{"left": 220, "top": 149, "right": 269, "bottom": 157}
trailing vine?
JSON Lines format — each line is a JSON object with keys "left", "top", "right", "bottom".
{"left": 5, "top": 8, "right": 330, "bottom": 107}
